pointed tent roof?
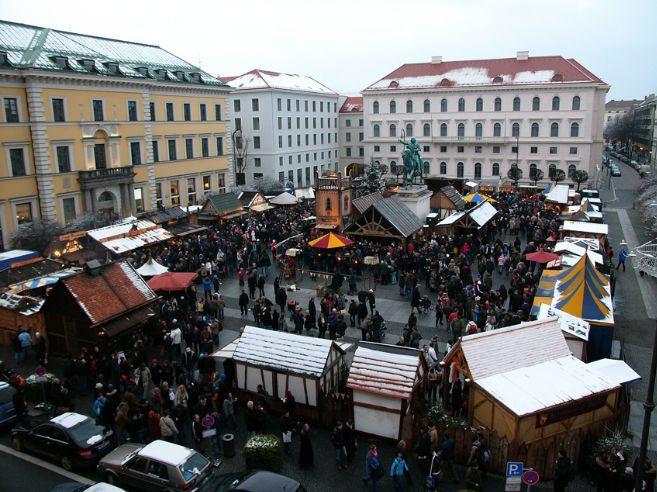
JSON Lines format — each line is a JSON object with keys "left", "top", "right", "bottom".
{"left": 531, "top": 254, "right": 613, "bottom": 326}
{"left": 580, "top": 198, "right": 596, "bottom": 213}
{"left": 136, "top": 258, "right": 168, "bottom": 276}
{"left": 269, "top": 192, "right": 298, "bottom": 205}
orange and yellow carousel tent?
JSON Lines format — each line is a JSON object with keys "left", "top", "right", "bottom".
{"left": 308, "top": 232, "right": 353, "bottom": 249}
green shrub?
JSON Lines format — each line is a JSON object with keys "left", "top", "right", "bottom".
{"left": 243, "top": 434, "right": 282, "bottom": 472}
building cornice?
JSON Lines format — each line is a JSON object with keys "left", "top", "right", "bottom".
{"left": 361, "top": 82, "right": 610, "bottom": 97}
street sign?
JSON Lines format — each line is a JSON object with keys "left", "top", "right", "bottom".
{"left": 505, "top": 478, "right": 521, "bottom": 492}
{"left": 506, "top": 462, "right": 524, "bottom": 477}
{"left": 522, "top": 469, "right": 540, "bottom": 486}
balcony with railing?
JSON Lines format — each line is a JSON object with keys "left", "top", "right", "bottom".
{"left": 78, "top": 165, "right": 135, "bottom": 189}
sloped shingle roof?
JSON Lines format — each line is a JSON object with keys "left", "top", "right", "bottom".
{"left": 373, "top": 197, "right": 424, "bottom": 238}
{"left": 339, "top": 96, "right": 363, "bottom": 113}
{"left": 439, "top": 186, "right": 466, "bottom": 210}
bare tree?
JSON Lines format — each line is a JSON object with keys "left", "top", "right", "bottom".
{"left": 552, "top": 169, "right": 567, "bottom": 185}
{"left": 249, "top": 175, "right": 286, "bottom": 195}
{"left": 507, "top": 165, "right": 523, "bottom": 188}
{"left": 530, "top": 168, "right": 545, "bottom": 186}
{"left": 12, "top": 219, "right": 63, "bottom": 253}
{"left": 571, "top": 170, "right": 589, "bottom": 191}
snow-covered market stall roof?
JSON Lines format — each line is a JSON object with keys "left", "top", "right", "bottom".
{"left": 87, "top": 219, "right": 173, "bottom": 254}
{"left": 545, "top": 184, "right": 570, "bottom": 205}
{"left": 436, "top": 200, "right": 497, "bottom": 230}
{"left": 347, "top": 342, "right": 427, "bottom": 399}
{"left": 586, "top": 358, "right": 641, "bottom": 386}
{"left": 563, "top": 221, "right": 608, "bottom": 236}
{"left": 231, "top": 326, "right": 344, "bottom": 378}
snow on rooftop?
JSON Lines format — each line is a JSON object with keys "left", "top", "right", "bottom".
{"left": 563, "top": 221, "right": 609, "bottom": 235}
{"left": 546, "top": 184, "right": 570, "bottom": 204}
{"left": 476, "top": 355, "right": 619, "bottom": 416}
{"left": 437, "top": 211, "right": 466, "bottom": 226}
{"left": 469, "top": 201, "right": 498, "bottom": 228}
{"left": 347, "top": 344, "right": 423, "bottom": 399}
{"left": 587, "top": 359, "right": 641, "bottom": 386}
{"left": 233, "top": 326, "right": 337, "bottom": 377}
{"left": 119, "top": 261, "right": 157, "bottom": 299}
{"left": 138, "top": 440, "right": 194, "bottom": 466}
{"left": 51, "top": 412, "right": 88, "bottom": 428}
{"left": 87, "top": 220, "right": 157, "bottom": 241}
{"left": 227, "top": 70, "right": 337, "bottom": 95}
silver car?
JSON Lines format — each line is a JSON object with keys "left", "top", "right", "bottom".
{"left": 98, "top": 440, "right": 219, "bottom": 491}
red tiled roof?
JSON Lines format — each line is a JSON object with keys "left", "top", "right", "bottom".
{"left": 339, "top": 96, "right": 363, "bottom": 113}
{"left": 365, "top": 55, "right": 605, "bottom": 91}
{"left": 62, "top": 261, "right": 156, "bottom": 326}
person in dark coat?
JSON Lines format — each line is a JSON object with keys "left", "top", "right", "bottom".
{"left": 344, "top": 419, "right": 357, "bottom": 463}
{"left": 308, "top": 298, "right": 317, "bottom": 328}
{"left": 239, "top": 290, "right": 249, "bottom": 316}
{"left": 411, "top": 286, "right": 421, "bottom": 312}
{"left": 357, "top": 301, "right": 368, "bottom": 329}
{"left": 276, "top": 288, "right": 287, "bottom": 319}
{"left": 298, "top": 423, "right": 314, "bottom": 468}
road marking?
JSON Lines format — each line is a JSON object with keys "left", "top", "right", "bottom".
{"left": 0, "top": 443, "right": 94, "bottom": 485}
{"left": 609, "top": 208, "right": 657, "bottom": 318}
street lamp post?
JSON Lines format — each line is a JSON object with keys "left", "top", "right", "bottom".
{"left": 635, "top": 319, "right": 657, "bottom": 492}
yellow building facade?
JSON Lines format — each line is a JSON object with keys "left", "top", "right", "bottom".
{"left": 0, "top": 21, "right": 232, "bottom": 249}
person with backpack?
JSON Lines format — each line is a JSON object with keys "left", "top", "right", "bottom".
{"left": 390, "top": 452, "right": 410, "bottom": 490}
{"left": 365, "top": 444, "right": 384, "bottom": 491}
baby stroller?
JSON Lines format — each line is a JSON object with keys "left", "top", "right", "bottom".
{"left": 424, "top": 451, "right": 443, "bottom": 491}
{"left": 418, "top": 295, "right": 432, "bottom": 316}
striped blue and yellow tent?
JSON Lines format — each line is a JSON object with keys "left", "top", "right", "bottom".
{"left": 531, "top": 253, "right": 613, "bottom": 326}
{"left": 580, "top": 199, "right": 596, "bottom": 213}
{"left": 531, "top": 253, "right": 613, "bottom": 359}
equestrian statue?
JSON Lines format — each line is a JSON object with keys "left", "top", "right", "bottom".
{"left": 399, "top": 134, "right": 423, "bottom": 187}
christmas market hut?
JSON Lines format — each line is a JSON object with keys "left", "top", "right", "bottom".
{"left": 0, "top": 292, "right": 45, "bottom": 346}
{"left": 345, "top": 193, "right": 423, "bottom": 240}
{"left": 347, "top": 342, "right": 428, "bottom": 441}
{"left": 238, "top": 191, "right": 273, "bottom": 214}
{"left": 213, "top": 326, "right": 346, "bottom": 423}
{"left": 561, "top": 221, "right": 608, "bottom": 249}
{"left": 531, "top": 253, "right": 613, "bottom": 359}
{"left": 87, "top": 219, "right": 173, "bottom": 256}
{"left": 440, "top": 317, "right": 638, "bottom": 479}
{"left": 430, "top": 186, "right": 466, "bottom": 219}
{"left": 198, "top": 192, "right": 246, "bottom": 222}
{"left": 42, "top": 260, "right": 158, "bottom": 355}
{"left": 435, "top": 200, "right": 497, "bottom": 236}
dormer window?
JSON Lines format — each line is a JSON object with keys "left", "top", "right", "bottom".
{"left": 492, "top": 75, "right": 503, "bottom": 84}
{"left": 174, "top": 70, "right": 185, "bottom": 80}
{"left": 79, "top": 59, "right": 95, "bottom": 71}
{"left": 189, "top": 72, "right": 201, "bottom": 82}
{"left": 388, "top": 80, "right": 399, "bottom": 88}
{"left": 154, "top": 68, "right": 168, "bottom": 78}
{"left": 135, "top": 66, "right": 149, "bottom": 76}
{"left": 105, "top": 62, "right": 120, "bottom": 74}
{"left": 551, "top": 73, "right": 563, "bottom": 82}
{"left": 51, "top": 56, "right": 68, "bottom": 69}
{"left": 438, "top": 78, "right": 453, "bottom": 87}
{"left": 0, "top": 51, "right": 9, "bottom": 66}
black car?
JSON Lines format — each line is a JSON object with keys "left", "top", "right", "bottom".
{"left": 201, "top": 470, "right": 306, "bottom": 492}
{"left": 11, "top": 411, "right": 113, "bottom": 470}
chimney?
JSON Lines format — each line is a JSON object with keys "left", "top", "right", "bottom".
{"left": 516, "top": 50, "right": 529, "bottom": 61}
{"left": 431, "top": 55, "right": 442, "bottom": 64}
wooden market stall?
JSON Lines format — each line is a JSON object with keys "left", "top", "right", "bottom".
{"left": 435, "top": 200, "right": 497, "bottom": 236}
{"left": 535, "top": 304, "right": 590, "bottom": 361}
{"left": 0, "top": 293, "right": 45, "bottom": 346}
{"left": 429, "top": 185, "right": 466, "bottom": 219}
{"left": 441, "top": 318, "right": 638, "bottom": 479}
{"left": 198, "top": 192, "right": 246, "bottom": 222}
{"left": 213, "top": 326, "right": 346, "bottom": 423}
{"left": 562, "top": 221, "right": 609, "bottom": 249}
{"left": 347, "top": 342, "right": 428, "bottom": 442}
{"left": 345, "top": 193, "right": 423, "bottom": 240}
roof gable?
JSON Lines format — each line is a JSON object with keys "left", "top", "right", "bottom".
{"left": 201, "top": 192, "right": 242, "bottom": 215}
{"left": 339, "top": 97, "right": 363, "bottom": 113}
{"left": 223, "top": 68, "right": 337, "bottom": 95}
{"left": 61, "top": 261, "right": 156, "bottom": 325}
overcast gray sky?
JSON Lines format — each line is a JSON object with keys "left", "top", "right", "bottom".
{"left": 1, "top": 0, "right": 655, "bottom": 100}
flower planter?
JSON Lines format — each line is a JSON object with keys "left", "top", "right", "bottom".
{"left": 243, "top": 434, "right": 282, "bottom": 472}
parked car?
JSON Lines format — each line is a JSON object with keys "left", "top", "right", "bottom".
{"left": 611, "top": 165, "right": 622, "bottom": 177}
{"left": 630, "top": 160, "right": 639, "bottom": 169}
{"left": 99, "top": 440, "right": 221, "bottom": 491}
{"left": 10, "top": 412, "right": 113, "bottom": 470}
{"left": 201, "top": 470, "right": 307, "bottom": 492}
{"left": 638, "top": 165, "right": 653, "bottom": 178}
{"left": 0, "top": 381, "right": 17, "bottom": 427}
{"left": 49, "top": 482, "right": 126, "bottom": 492}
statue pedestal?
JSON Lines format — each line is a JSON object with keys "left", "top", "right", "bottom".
{"left": 395, "top": 184, "right": 432, "bottom": 221}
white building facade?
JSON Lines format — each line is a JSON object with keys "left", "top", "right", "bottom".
{"left": 362, "top": 53, "right": 609, "bottom": 186}
{"left": 338, "top": 96, "right": 365, "bottom": 176}
{"left": 222, "top": 69, "right": 339, "bottom": 188}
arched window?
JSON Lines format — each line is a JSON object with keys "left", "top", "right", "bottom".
{"left": 423, "top": 99, "right": 430, "bottom": 113}
{"left": 389, "top": 124, "right": 397, "bottom": 137}
{"left": 440, "top": 123, "right": 448, "bottom": 137}
{"left": 532, "top": 96, "right": 540, "bottom": 111}
{"left": 326, "top": 198, "right": 332, "bottom": 211}
{"left": 494, "top": 97, "right": 502, "bottom": 111}
{"left": 457, "top": 162, "right": 464, "bottom": 178}
{"left": 552, "top": 96, "right": 560, "bottom": 110}
{"left": 476, "top": 98, "right": 483, "bottom": 112}
{"left": 550, "top": 122, "right": 559, "bottom": 137}
{"left": 493, "top": 122, "right": 501, "bottom": 137}
{"left": 390, "top": 100, "right": 396, "bottom": 113}
{"left": 405, "top": 123, "right": 413, "bottom": 137}
{"left": 406, "top": 100, "right": 413, "bottom": 113}
{"left": 531, "top": 122, "right": 539, "bottom": 137}
{"left": 549, "top": 163, "right": 557, "bottom": 179}
{"left": 343, "top": 195, "right": 349, "bottom": 211}
{"left": 513, "top": 97, "right": 520, "bottom": 111}
{"left": 475, "top": 122, "right": 483, "bottom": 138}
{"left": 492, "top": 162, "right": 500, "bottom": 176}
{"left": 458, "top": 98, "right": 465, "bottom": 112}
{"left": 568, "top": 164, "right": 577, "bottom": 177}
{"left": 441, "top": 98, "right": 447, "bottom": 112}
{"left": 373, "top": 124, "right": 380, "bottom": 137}
{"left": 373, "top": 101, "right": 379, "bottom": 114}
{"left": 474, "top": 162, "right": 482, "bottom": 178}
{"left": 530, "top": 163, "right": 537, "bottom": 179}
{"left": 440, "top": 161, "right": 447, "bottom": 175}
{"left": 457, "top": 123, "right": 465, "bottom": 137}
{"left": 570, "top": 122, "right": 580, "bottom": 137}
{"left": 423, "top": 123, "right": 431, "bottom": 137}
{"left": 512, "top": 122, "right": 520, "bottom": 137}
{"left": 572, "top": 96, "right": 581, "bottom": 110}
{"left": 423, "top": 161, "right": 430, "bottom": 175}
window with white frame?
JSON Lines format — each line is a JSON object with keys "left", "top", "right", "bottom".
{"left": 14, "top": 201, "right": 34, "bottom": 225}
{"left": 56, "top": 145, "right": 71, "bottom": 172}
{"left": 62, "top": 197, "right": 76, "bottom": 224}
{"left": 170, "top": 180, "right": 180, "bottom": 206}
{"left": 134, "top": 187, "right": 145, "bottom": 213}
{"left": 8, "top": 147, "right": 27, "bottom": 176}
{"left": 187, "top": 177, "right": 197, "bottom": 204}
